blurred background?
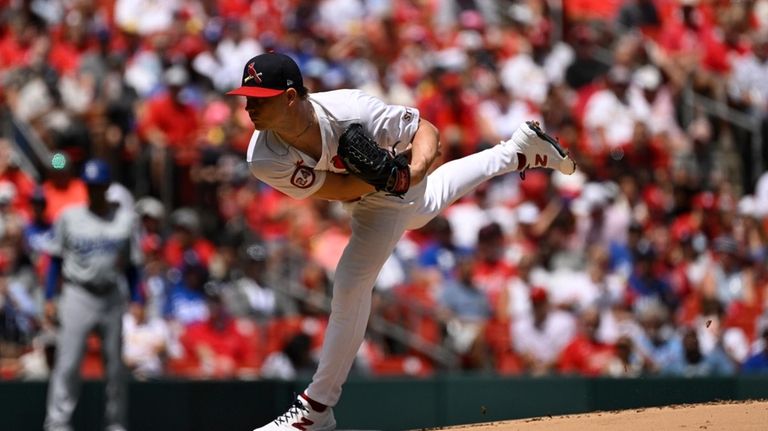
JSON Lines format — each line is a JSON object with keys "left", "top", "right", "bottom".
{"left": 1, "top": 0, "right": 768, "bottom": 392}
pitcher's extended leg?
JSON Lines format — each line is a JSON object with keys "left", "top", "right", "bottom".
{"left": 409, "top": 122, "right": 575, "bottom": 229}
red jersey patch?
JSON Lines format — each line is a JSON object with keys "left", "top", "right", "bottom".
{"left": 290, "top": 164, "right": 316, "bottom": 189}
{"left": 331, "top": 155, "right": 346, "bottom": 170}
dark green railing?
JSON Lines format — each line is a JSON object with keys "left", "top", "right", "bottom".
{"left": 1, "top": 375, "right": 766, "bottom": 431}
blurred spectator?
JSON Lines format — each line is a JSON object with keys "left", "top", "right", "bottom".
{"left": 0, "top": 138, "right": 35, "bottom": 220}
{"left": 136, "top": 65, "right": 202, "bottom": 206}
{"left": 608, "top": 219, "right": 643, "bottom": 278}
{"left": 558, "top": 307, "right": 616, "bottom": 376}
{"left": 310, "top": 201, "right": 351, "bottom": 278}
{"left": 445, "top": 183, "right": 515, "bottom": 250}
{"left": 0, "top": 182, "right": 25, "bottom": 246}
{"left": 606, "top": 335, "right": 645, "bottom": 377}
{"left": 564, "top": 25, "right": 609, "bottom": 90}
{"left": 123, "top": 302, "right": 172, "bottom": 379}
{"left": 177, "top": 290, "right": 260, "bottom": 379}
{"left": 416, "top": 68, "right": 481, "bottom": 158}
{"left": 471, "top": 222, "right": 515, "bottom": 314}
{"left": 583, "top": 65, "right": 638, "bottom": 153}
{"left": 633, "top": 300, "right": 677, "bottom": 373}
{"left": 140, "top": 233, "right": 169, "bottom": 321}
{"left": 504, "top": 253, "right": 547, "bottom": 322}
{"left": 701, "top": 236, "right": 749, "bottom": 308}
{"left": 572, "top": 181, "right": 614, "bottom": 250}
{"left": 260, "top": 332, "right": 316, "bottom": 380}
{"left": 507, "top": 202, "right": 542, "bottom": 266}
{"left": 662, "top": 327, "right": 736, "bottom": 377}
{"left": 115, "top": 0, "right": 178, "bottom": 36}
{"left": 512, "top": 287, "right": 576, "bottom": 375}
{"left": 193, "top": 19, "right": 262, "bottom": 92}
{"left": 164, "top": 254, "right": 211, "bottom": 326}
{"left": 627, "top": 65, "right": 683, "bottom": 142}
{"left": 728, "top": 30, "right": 768, "bottom": 182}
{"left": 617, "top": 0, "right": 662, "bottom": 34}
{"left": 656, "top": 0, "right": 722, "bottom": 85}
{"left": 22, "top": 187, "right": 52, "bottom": 278}
{"left": 17, "top": 331, "right": 56, "bottom": 380}
{"left": 477, "top": 84, "right": 542, "bottom": 148}
{"left": 40, "top": 153, "right": 87, "bottom": 222}
{"left": 135, "top": 196, "right": 165, "bottom": 238}
{"left": 221, "top": 242, "right": 281, "bottom": 319}
{"left": 499, "top": 37, "right": 549, "bottom": 107}
{"left": 626, "top": 240, "right": 677, "bottom": 312}
{"left": 134, "top": 197, "right": 170, "bottom": 320}
{"left": 417, "top": 215, "right": 470, "bottom": 282}
{"left": 1, "top": 275, "right": 37, "bottom": 376}
{"left": 207, "top": 230, "right": 244, "bottom": 285}
{"left": 742, "top": 328, "right": 768, "bottom": 374}
{"left": 439, "top": 256, "right": 492, "bottom": 370}
{"left": 163, "top": 207, "right": 215, "bottom": 269}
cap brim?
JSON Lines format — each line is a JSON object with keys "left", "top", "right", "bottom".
{"left": 226, "top": 86, "right": 286, "bottom": 97}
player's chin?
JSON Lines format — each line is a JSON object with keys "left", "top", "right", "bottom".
{"left": 251, "top": 123, "right": 267, "bottom": 131}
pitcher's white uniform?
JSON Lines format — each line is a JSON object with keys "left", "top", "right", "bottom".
{"left": 247, "top": 89, "right": 527, "bottom": 406}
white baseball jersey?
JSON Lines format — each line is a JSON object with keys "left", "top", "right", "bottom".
{"left": 243, "top": 88, "right": 524, "bottom": 407}
{"left": 246, "top": 89, "right": 420, "bottom": 200}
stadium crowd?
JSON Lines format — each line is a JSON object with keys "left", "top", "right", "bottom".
{"left": 1, "top": 0, "right": 768, "bottom": 381}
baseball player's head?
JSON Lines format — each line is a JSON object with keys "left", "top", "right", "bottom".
{"left": 48, "top": 152, "right": 74, "bottom": 188}
{"left": 226, "top": 52, "right": 308, "bottom": 130}
{"left": 81, "top": 158, "right": 111, "bottom": 206}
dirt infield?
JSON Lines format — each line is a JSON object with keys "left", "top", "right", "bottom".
{"left": 433, "top": 400, "right": 768, "bottom": 431}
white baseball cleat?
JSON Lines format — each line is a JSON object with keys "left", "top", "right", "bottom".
{"left": 253, "top": 395, "right": 336, "bottom": 431}
{"left": 503, "top": 121, "right": 577, "bottom": 175}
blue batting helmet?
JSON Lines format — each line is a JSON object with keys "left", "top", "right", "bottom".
{"left": 81, "top": 159, "right": 111, "bottom": 185}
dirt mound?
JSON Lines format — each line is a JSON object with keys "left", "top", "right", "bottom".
{"left": 429, "top": 400, "right": 768, "bottom": 431}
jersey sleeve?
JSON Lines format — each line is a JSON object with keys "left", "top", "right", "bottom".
{"left": 356, "top": 91, "right": 420, "bottom": 151}
{"left": 248, "top": 158, "right": 327, "bottom": 200}
{"left": 46, "top": 211, "right": 67, "bottom": 258}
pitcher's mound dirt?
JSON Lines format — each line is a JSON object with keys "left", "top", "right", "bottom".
{"left": 432, "top": 400, "right": 768, "bottom": 431}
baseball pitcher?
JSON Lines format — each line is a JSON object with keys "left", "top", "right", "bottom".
{"left": 227, "top": 52, "right": 576, "bottom": 431}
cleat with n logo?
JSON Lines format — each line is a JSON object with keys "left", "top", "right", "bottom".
{"left": 292, "top": 418, "right": 315, "bottom": 430}
{"left": 503, "top": 121, "right": 577, "bottom": 176}
{"left": 252, "top": 395, "right": 336, "bottom": 431}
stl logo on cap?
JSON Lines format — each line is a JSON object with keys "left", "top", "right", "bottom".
{"left": 244, "top": 63, "right": 263, "bottom": 84}
{"left": 226, "top": 52, "right": 303, "bottom": 98}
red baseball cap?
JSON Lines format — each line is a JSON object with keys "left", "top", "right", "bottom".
{"left": 226, "top": 52, "right": 304, "bottom": 98}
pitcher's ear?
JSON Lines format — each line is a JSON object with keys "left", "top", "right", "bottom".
{"left": 285, "top": 87, "right": 298, "bottom": 103}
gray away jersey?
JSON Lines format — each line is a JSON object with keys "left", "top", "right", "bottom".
{"left": 48, "top": 206, "right": 142, "bottom": 288}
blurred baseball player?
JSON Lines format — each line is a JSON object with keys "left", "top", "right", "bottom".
{"left": 227, "top": 52, "right": 576, "bottom": 431}
{"left": 44, "top": 159, "right": 143, "bottom": 431}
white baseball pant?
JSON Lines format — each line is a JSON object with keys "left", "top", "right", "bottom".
{"left": 306, "top": 143, "right": 519, "bottom": 406}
